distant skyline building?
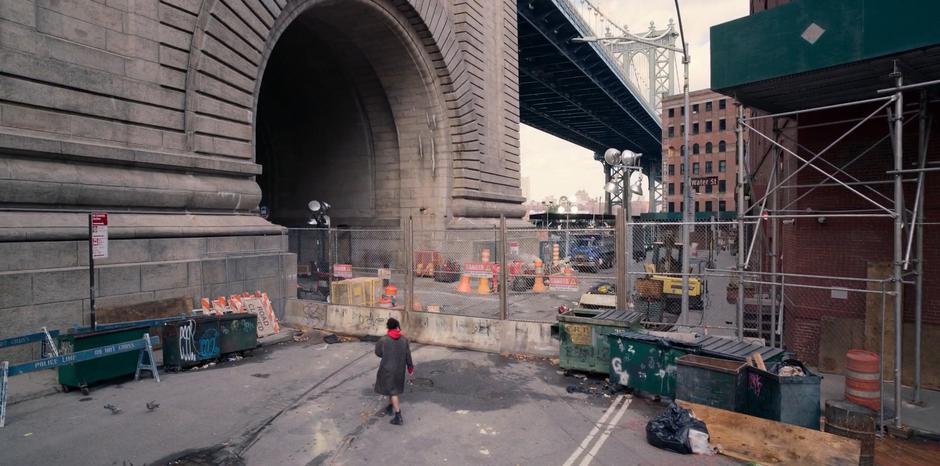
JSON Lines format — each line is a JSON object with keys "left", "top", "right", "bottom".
{"left": 521, "top": 176, "right": 532, "bottom": 200}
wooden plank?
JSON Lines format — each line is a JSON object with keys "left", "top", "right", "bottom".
{"left": 874, "top": 436, "right": 940, "bottom": 466}
{"left": 677, "top": 401, "right": 860, "bottom": 465}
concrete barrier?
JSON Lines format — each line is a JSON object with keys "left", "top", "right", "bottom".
{"left": 285, "top": 301, "right": 559, "bottom": 357}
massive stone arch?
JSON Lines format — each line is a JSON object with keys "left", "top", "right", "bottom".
{"left": 180, "top": 0, "right": 490, "bottom": 227}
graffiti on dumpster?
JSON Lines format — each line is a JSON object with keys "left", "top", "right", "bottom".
{"left": 611, "top": 357, "right": 629, "bottom": 385}
{"left": 198, "top": 329, "right": 220, "bottom": 358}
{"left": 748, "top": 373, "right": 763, "bottom": 398}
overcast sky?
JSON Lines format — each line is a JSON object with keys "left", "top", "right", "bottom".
{"left": 519, "top": 0, "right": 747, "bottom": 202}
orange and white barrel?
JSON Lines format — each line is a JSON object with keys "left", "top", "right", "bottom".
{"left": 845, "top": 349, "right": 881, "bottom": 412}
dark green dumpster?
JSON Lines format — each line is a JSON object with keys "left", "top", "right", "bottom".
{"left": 744, "top": 360, "right": 821, "bottom": 429}
{"left": 558, "top": 309, "right": 643, "bottom": 373}
{"left": 675, "top": 354, "right": 748, "bottom": 412}
{"left": 58, "top": 325, "right": 150, "bottom": 392}
{"left": 607, "top": 330, "right": 701, "bottom": 398}
{"left": 696, "top": 335, "right": 786, "bottom": 365}
{"left": 219, "top": 313, "right": 258, "bottom": 354}
{"left": 163, "top": 316, "right": 222, "bottom": 370}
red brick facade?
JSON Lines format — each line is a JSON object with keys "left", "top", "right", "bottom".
{"left": 660, "top": 90, "right": 739, "bottom": 215}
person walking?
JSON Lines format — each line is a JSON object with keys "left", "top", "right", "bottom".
{"left": 374, "top": 318, "right": 414, "bottom": 426}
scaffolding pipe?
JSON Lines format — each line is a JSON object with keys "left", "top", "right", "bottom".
{"left": 770, "top": 118, "right": 780, "bottom": 348}
{"left": 741, "top": 99, "right": 896, "bottom": 216}
{"left": 680, "top": 42, "right": 691, "bottom": 323}
{"left": 913, "top": 91, "right": 929, "bottom": 403}
{"left": 743, "top": 95, "right": 893, "bottom": 122}
{"left": 891, "top": 67, "right": 904, "bottom": 429}
{"left": 876, "top": 76, "right": 940, "bottom": 94}
{"left": 736, "top": 104, "right": 745, "bottom": 340}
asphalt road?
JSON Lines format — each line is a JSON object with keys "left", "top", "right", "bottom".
{"left": 0, "top": 335, "right": 737, "bottom": 465}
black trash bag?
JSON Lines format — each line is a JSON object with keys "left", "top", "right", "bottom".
{"left": 646, "top": 402, "right": 709, "bottom": 454}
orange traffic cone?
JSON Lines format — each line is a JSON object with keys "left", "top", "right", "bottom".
{"left": 457, "top": 274, "right": 472, "bottom": 293}
{"left": 532, "top": 259, "right": 547, "bottom": 293}
{"left": 477, "top": 276, "right": 491, "bottom": 294}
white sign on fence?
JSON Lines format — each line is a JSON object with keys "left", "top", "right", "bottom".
{"left": 91, "top": 213, "right": 108, "bottom": 259}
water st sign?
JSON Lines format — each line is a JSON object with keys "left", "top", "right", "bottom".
{"left": 691, "top": 176, "right": 719, "bottom": 187}
{"left": 91, "top": 212, "right": 108, "bottom": 259}
{"left": 333, "top": 264, "right": 353, "bottom": 279}
{"left": 548, "top": 275, "right": 579, "bottom": 292}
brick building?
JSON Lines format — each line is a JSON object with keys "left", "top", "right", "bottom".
{"left": 712, "top": 0, "right": 940, "bottom": 390}
{"left": 660, "top": 90, "right": 739, "bottom": 216}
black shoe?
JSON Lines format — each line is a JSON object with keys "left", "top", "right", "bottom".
{"left": 384, "top": 404, "right": 393, "bottom": 416}
{"left": 390, "top": 411, "right": 403, "bottom": 426}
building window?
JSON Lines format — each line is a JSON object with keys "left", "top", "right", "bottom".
{"left": 692, "top": 143, "right": 700, "bottom": 155}
{"left": 692, "top": 104, "right": 699, "bottom": 114}
{"left": 680, "top": 202, "right": 684, "bottom": 212}
{"left": 668, "top": 202, "right": 675, "bottom": 212}
{"left": 719, "top": 180, "right": 727, "bottom": 192}
{"left": 668, "top": 126, "right": 675, "bottom": 137}
{"left": 680, "top": 163, "right": 685, "bottom": 174}
{"left": 705, "top": 121, "right": 713, "bottom": 133}
{"left": 680, "top": 183, "right": 684, "bottom": 194}
{"left": 692, "top": 162, "right": 699, "bottom": 174}
{"left": 695, "top": 201, "right": 700, "bottom": 212}
{"left": 705, "top": 142, "right": 713, "bottom": 154}
{"left": 719, "top": 160, "right": 727, "bottom": 172}
{"left": 705, "top": 161, "right": 713, "bottom": 173}
{"left": 692, "top": 123, "right": 699, "bottom": 134}
{"left": 705, "top": 101, "right": 713, "bottom": 112}
{"left": 668, "top": 108, "right": 675, "bottom": 118}
{"left": 680, "top": 124, "right": 685, "bottom": 135}
{"left": 719, "top": 119, "right": 727, "bottom": 131}
{"left": 719, "top": 200, "right": 727, "bottom": 211}
{"left": 705, "top": 184, "right": 713, "bottom": 194}
{"left": 681, "top": 106, "right": 685, "bottom": 116}
{"left": 668, "top": 164, "right": 675, "bottom": 176}
{"left": 668, "top": 183, "right": 675, "bottom": 195}
{"left": 705, "top": 201, "right": 713, "bottom": 212}
{"left": 719, "top": 99, "right": 727, "bottom": 110}
{"left": 719, "top": 140, "right": 727, "bottom": 152}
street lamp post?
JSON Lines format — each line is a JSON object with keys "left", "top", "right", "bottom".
{"left": 574, "top": 1, "right": 693, "bottom": 320}
{"left": 604, "top": 149, "right": 643, "bottom": 306}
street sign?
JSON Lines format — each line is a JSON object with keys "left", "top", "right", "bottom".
{"left": 508, "top": 241, "right": 520, "bottom": 256}
{"left": 377, "top": 268, "right": 391, "bottom": 279}
{"left": 462, "top": 262, "right": 494, "bottom": 278}
{"left": 691, "top": 176, "right": 719, "bottom": 187}
{"left": 91, "top": 212, "right": 108, "bottom": 259}
{"left": 548, "top": 275, "right": 579, "bottom": 292}
{"left": 333, "top": 264, "right": 353, "bottom": 279}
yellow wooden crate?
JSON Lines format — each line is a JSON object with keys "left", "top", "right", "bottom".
{"left": 331, "top": 277, "right": 383, "bottom": 306}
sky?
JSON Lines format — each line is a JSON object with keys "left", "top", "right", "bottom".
{"left": 519, "top": 0, "right": 748, "bottom": 203}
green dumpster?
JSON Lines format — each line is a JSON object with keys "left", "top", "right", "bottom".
{"left": 218, "top": 313, "right": 258, "bottom": 354}
{"left": 558, "top": 309, "right": 643, "bottom": 373}
{"left": 743, "top": 359, "right": 821, "bottom": 429}
{"left": 675, "top": 354, "right": 748, "bottom": 412}
{"left": 696, "top": 335, "right": 786, "bottom": 365}
{"left": 607, "top": 330, "right": 701, "bottom": 398}
{"left": 58, "top": 325, "right": 150, "bottom": 392}
{"left": 163, "top": 316, "right": 222, "bottom": 370}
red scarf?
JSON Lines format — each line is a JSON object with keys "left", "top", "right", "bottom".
{"left": 388, "top": 329, "right": 402, "bottom": 340}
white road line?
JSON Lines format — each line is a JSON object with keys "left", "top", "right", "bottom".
{"left": 577, "top": 395, "right": 632, "bottom": 466}
{"left": 561, "top": 395, "right": 624, "bottom": 466}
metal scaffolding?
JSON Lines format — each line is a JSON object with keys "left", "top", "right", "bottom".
{"left": 726, "top": 65, "right": 937, "bottom": 432}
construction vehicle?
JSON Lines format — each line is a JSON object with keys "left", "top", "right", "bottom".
{"left": 637, "top": 238, "right": 707, "bottom": 311}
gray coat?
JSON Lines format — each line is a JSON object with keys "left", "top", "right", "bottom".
{"left": 374, "top": 335, "right": 414, "bottom": 396}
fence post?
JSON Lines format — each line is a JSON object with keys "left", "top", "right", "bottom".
{"left": 736, "top": 104, "right": 746, "bottom": 341}
{"left": 614, "top": 205, "right": 627, "bottom": 310}
{"left": 499, "top": 215, "right": 508, "bottom": 320}
{"left": 406, "top": 217, "right": 415, "bottom": 315}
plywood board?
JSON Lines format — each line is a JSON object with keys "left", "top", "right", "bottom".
{"left": 818, "top": 316, "right": 865, "bottom": 374}
{"left": 677, "top": 401, "right": 860, "bottom": 466}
